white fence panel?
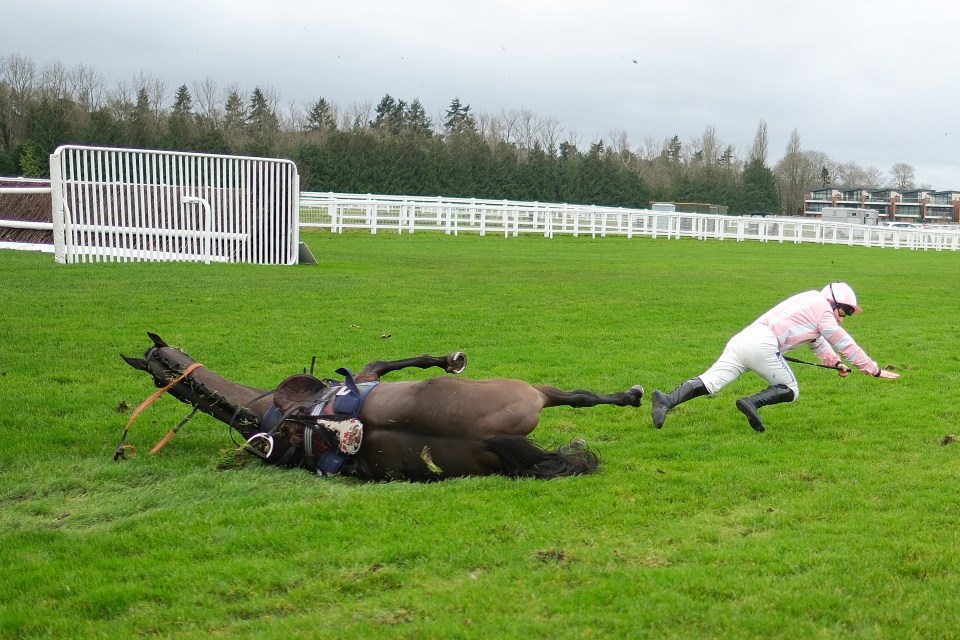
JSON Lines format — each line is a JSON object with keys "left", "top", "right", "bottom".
{"left": 49, "top": 146, "right": 300, "bottom": 265}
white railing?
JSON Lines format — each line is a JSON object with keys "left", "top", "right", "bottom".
{"left": 5, "top": 187, "right": 960, "bottom": 258}
{"left": 299, "top": 192, "right": 960, "bottom": 251}
{"left": 48, "top": 146, "right": 300, "bottom": 265}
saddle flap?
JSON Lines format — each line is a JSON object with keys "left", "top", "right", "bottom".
{"left": 274, "top": 374, "right": 328, "bottom": 412}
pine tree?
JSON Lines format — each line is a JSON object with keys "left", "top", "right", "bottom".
{"left": 443, "top": 98, "right": 477, "bottom": 137}
{"left": 741, "top": 156, "right": 781, "bottom": 213}
{"left": 370, "top": 94, "right": 407, "bottom": 135}
{"left": 168, "top": 84, "right": 195, "bottom": 150}
{"left": 223, "top": 91, "right": 245, "bottom": 128}
{"left": 306, "top": 98, "right": 336, "bottom": 131}
{"left": 129, "top": 87, "right": 156, "bottom": 148}
{"left": 404, "top": 99, "right": 433, "bottom": 137}
{"left": 247, "top": 87, "right": 278, "bottom": 136}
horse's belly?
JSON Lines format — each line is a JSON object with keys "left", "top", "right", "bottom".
{"left": 359, "top": 378, "right": 542, "bottom": 437}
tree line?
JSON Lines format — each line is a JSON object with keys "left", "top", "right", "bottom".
{"left": 0, "top": 53, "right": 919, "bottom": 215}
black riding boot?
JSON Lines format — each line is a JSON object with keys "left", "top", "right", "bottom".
{"left": 651, "top": 378, "right": 709, "bottom": 428}
{"left": 735, "top": 384, "right": 795, "bottom": 433}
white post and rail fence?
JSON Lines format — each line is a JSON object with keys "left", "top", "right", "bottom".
{"left": 2, "top": 146, "right": 959, "bottom": 262}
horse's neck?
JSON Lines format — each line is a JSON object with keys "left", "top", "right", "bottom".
{"left": 147, "top": 347, "right": 273, "bottom": 433}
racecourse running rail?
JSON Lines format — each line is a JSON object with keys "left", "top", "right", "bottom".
{"left": 299, "top": 192, "right": 960, "bottom": 252}
{"left": 4, "top": 161, "right": 960, "bottom": 259}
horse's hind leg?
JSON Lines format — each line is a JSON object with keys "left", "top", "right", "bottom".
{"left": 355, "top": 352, "right": 467, "bottom": 382}
{"left": 536, "top": 384, "right": 644, "bottom": 408}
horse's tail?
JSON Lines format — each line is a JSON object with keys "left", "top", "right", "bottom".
{"left": 484, "top": 435, "right": 600, "bottom": 479}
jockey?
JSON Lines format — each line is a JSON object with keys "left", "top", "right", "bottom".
{"left": 650, "top": 282, "right": 901, "bottom": 432}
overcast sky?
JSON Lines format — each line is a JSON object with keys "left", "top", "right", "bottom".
{"left": 5, "top": 0, "right": 960, "bottom": 188}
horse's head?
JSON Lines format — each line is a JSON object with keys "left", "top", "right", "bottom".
{"left": 121, "top": 332, "right": 273, "bottom": 437}
{"left": 120, "top": 332, "right": 170, "bottom": 380}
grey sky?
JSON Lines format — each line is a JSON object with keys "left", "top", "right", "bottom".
{"left": 5, "top": 0, "right": 959, "bottom": 188}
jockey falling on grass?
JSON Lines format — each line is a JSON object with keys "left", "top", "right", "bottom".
{"left": 649, "top": 282, "right": 901, "bottom": 433}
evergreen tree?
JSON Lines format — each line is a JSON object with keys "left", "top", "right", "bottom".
{"left": 25, "top": 95, "right": 75, "bottom": 159}
{"left": 306, "top": 98, "right": 336, "bottom": 131}
{"left": 222, "top": 89, "right": 246, "bottom": 150}
{"left": 129, "top": 87, "right": 156, "bottom": 148}
{"left": 168, "top": 84, "right": 195, "bottom": 150}
{"left": 741, "top": 156, "right": 781, "bottom": 213}
{"left": 18, "top": 140, "right": 44, "bottom": 176}
{"left": 443, "top": 98, "right": 477, "bottom": 137}
{"left": 663, "top": 135, "right": 682, "bottom": 164}
{"left": 84, "top": 107, "right": 123, "bottom": 146}
{"left": 404, "top": 99, "right": 433, "bottom": 138}
{"left": 370, "top": 94, "right": 405, "bottom": 134}
{"left": 247, "top": 87, "right": 278, "bottom": 137}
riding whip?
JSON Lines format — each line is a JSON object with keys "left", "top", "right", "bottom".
{"left": 782, "top": 355, "right": 840, "bottom": 371}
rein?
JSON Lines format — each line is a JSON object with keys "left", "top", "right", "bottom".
{"left": 114, "top": 362, "right": 205, "bottom": 461}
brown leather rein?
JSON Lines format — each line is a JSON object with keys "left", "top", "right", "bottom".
{"left": 114, "top": 362, "right": 205, "bottom": 461}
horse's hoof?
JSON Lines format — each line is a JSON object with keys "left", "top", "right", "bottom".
{"left": 629, "top": 384, "right": 645, "bottom": 406}
{"left": 446, "top": 352, "right": 467, "bottom": 375}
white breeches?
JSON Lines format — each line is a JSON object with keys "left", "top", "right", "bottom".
{"left": 698, "top": 324, "right": 800, "bottom": 398}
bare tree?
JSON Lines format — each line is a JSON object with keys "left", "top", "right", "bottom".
{"left": 496, "top": 109, "right": 522, "bottom": 146}
{"left": 831, "top": 160, "right": 885, "bottom": 189}
{"left": 516, "top": 108, "right": 542, "bottom": 150}
{"left": 562, "top": 129, "right": 583, "bottom": 153}
{"left": 889, "top": 163, "right": 916, "bottom": 190}
{"left": 749, "top": 119, "right": 768, "bottom": 164}
{"left": 39, "top": 61, "right": 69, "bottom": 100}
{"left": 192, "top": 77, "right": 222, "bottom": 123}
{"left": 538, "top": 115, "right": 563, "bottom": 153}
{"left": 284, "top": 101, "right": 306, "bottom": 132}
{"left": 342, "top": 100, "right": 373, "bottom": 130}
{"left": 131, "top": 70, "right": 168, "bottom": 119}
{"left": 774, "top": 129, "right": 825, "bottom": 215}
{"left": 1, "top": 53, "right": 38, "bottom": 108}
{"left": 475, "top": 111, "right": 496, "bottom": 143}
{"left": 107, "top": 79, "right": 136, "bottom": 121}
{"left": 863, "top": 166, "right": 886, "bottom": 189}
{"left": 687, "top": 124, "right": 726, "bottom": 168}
{"left": 636, "top": 135, "right": 661, "bottom": 161}
{"left": 606, "top": 129, "right": 635, "bottom": 170}
{"left": 70, "top": 64, "right": 106, "bottom": 111}
{"left": 701, "top": 125, "right": 720, "bottom": 165}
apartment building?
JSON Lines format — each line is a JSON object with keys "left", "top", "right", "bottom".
{"left": 805, "top": 188, "right": 960, "bottom": 224}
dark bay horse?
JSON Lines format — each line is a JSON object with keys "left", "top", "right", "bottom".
{"left": 120, "top": 333, "right": 644, "bottom": 481}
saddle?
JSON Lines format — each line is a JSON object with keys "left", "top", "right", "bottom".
{"left": 244, "top": 369, "right": 378, "bottom": 474}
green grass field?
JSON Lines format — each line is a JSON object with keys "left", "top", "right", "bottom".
{"left": 2, "top": 231, "right": 959, "bottom": 639}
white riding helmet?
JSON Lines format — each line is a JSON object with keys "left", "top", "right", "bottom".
{"left": 821, "top": 282, "right": 862, "bottom": 315}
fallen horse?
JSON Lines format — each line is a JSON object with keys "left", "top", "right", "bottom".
{"left": 120, "top": 333, "right": 644, "bottom": 481}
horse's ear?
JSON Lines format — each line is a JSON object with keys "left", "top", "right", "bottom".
{"left": 121, "top": 354, "right": 148, "bottom": 371}
{"left": 146, "top": 332, "right": 168, "bottom": 348}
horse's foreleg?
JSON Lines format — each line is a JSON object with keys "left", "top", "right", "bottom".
{"left": 355, "top": 352, "right": 467, "bottom": 382}
{"left": 536, "top": 384, "right": 644, "bottom": 408}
